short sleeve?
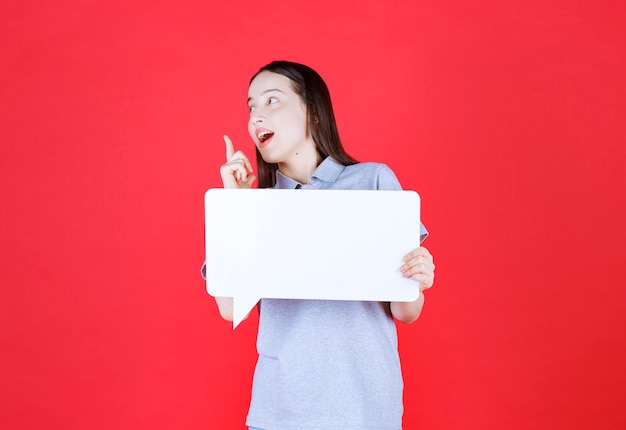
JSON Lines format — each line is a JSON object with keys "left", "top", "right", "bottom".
{"left": 420, "top": 224, "right": 429, "bottom": 244}
{"left": 200, "top": 261, "right": 207, "bottom": 280}
{"left": 376, "top": 165, "right": 403, "bottom": 191}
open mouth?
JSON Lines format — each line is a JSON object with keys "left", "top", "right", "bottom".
{"left": 258, "top": 130, "right": 274, "bottom": 142}
{"left": 257, "top": 130, "right": 274, "bottom": 148}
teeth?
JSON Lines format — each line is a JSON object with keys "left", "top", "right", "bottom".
{"left": 258, "top": 130, "right": 274, "bottom": 142}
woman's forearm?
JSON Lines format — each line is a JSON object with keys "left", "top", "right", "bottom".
{"left": 390, "top": 293, "right": 424, "bottom": 324}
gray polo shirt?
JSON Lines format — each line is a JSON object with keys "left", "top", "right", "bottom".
{"left": 244, "top": 157, "right": 427, "bottom": 430}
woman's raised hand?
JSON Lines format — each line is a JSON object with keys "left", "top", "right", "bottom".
{"left": 219, "top": 135, "right": 256, "bottom": 189}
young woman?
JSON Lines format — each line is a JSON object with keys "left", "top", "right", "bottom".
{"left": 208, "top": 61, "right": 435, "bottom": 430}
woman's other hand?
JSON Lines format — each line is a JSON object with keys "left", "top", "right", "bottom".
{"left": 400, "top": 246, "right": 435, "bottom": 292}
{"left": 219, "top": 135, "right": 256, "bottom": 189}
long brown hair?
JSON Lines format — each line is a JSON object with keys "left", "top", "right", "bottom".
{"left": 250, "top": 61, "right": 358, "bottom": 188}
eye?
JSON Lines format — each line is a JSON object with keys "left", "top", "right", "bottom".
{"left": 267, "top": 97, "right": 278, "bottom": 105}
{"left": 248, "top": 105, "right": 255, "bottom": 113}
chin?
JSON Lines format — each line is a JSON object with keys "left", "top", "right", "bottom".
{"left": 258, "top": 151, "right": 281, "bottom": 165}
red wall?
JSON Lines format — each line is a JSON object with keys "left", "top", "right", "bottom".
{"left": 2, "top": 1, "right": 625, "bottom": 428}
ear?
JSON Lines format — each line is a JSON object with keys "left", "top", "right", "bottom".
{"left": 308, "top": 104, "right": 320, "bottom": 124}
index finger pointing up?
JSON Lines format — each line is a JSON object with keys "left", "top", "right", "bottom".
{"left": 224, "top": 135, "right": 234, "bottom": 160}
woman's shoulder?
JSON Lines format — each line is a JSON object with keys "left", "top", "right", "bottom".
{"left": 344, "top": 160, "right": 394, "bottom": 174}
{"left": 344, "top": 161, "right": 398, "bottom": 179}
{"left": 340, "top": 161, "right": 401, "bottom": 190}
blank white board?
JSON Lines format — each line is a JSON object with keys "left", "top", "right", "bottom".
{"left": 204, "top": 188, "right": 421, "bottom": 327}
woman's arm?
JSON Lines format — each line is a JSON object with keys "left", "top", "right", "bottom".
{"left": 391, "top": 246, "right": 435, "bottom": 324}
{"left": 214, "top": 297, "right": 235, "bottom": 322}
{"left": 390, "top": 293, "right": 425, "bottom": 324}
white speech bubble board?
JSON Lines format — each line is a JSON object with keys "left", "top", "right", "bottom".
{"left": 204, "top": 189, "right": 421, "bottom": 328}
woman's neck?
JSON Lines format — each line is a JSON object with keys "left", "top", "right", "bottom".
{"left": 277, "top": 145, "right": 323, "bottom": 185}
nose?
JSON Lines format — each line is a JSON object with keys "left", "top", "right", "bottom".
{"left": 249, "top": 107, "right": 265, "bottom": 124}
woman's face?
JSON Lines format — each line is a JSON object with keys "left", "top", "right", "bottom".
{"left": 247, "top": 71, "right": 315, "bottom": 165}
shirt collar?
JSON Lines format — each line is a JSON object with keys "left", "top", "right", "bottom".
{"left": 274, "top": 156, "right": 346, "bottom": 189}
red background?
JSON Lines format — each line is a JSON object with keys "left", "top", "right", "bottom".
{"left": 2, "top": 1, "right": 625, "bottom": 429}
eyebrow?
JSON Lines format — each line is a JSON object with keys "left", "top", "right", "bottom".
{"left": 247, "top": 88, "right": 285, "bottom": 103}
